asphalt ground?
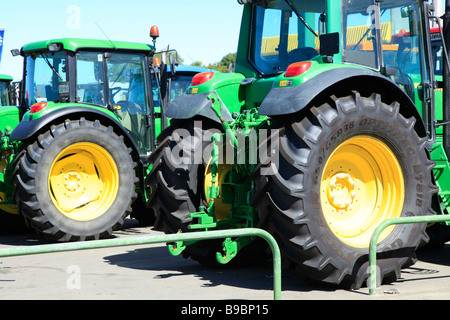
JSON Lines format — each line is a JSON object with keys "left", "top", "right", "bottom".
{"left": 0, "top": 213, "right": 449, "bottom": 303}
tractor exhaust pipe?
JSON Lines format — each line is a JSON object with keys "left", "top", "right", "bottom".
{"left": 443, "top": 0, "right": 450, "bottom": 158}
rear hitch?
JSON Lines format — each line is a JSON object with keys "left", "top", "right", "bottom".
{"left": 168, "top": 231, "right": 254, "bottom": 266}
{"left": 216, "top": 236, "right": 254, "bottom": 264}
{"left": 216, "top": 238, "right": 238, "bottom": 264}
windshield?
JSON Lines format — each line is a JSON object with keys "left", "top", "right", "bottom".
{"left": 24, "top": 51, "right": 67, "bottom": 107}
{"left": 0, "top": 81, "right": 10, "bottom": 106}
{"left": 341, "top": 0, "right": 418, "bottom": 72}
{"left": 342, "top": 1, "right": 431, "bottom": 101}
{"left": 250, "top": 1, "right": 326, "bottom": 75}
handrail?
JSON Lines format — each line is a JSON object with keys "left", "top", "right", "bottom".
{"left": 0, "top": 228, "right": 282, "bottom": 300}
{"left": 369, "top": 215, "right": 450, "bottom": 295}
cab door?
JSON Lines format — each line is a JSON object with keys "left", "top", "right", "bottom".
{"left": 106, "top": 52, "right": 154, "bottom": 156}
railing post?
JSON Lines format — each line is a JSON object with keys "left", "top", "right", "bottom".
{"left": 369, "top": 215, "right": 450, "bottom": 295}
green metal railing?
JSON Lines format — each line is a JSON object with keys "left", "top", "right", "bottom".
{"left": 369, "top": 215, "right": 450, "bottom": 295}
{"left": 0, "top": 228, "right": 282, "bottom": 300}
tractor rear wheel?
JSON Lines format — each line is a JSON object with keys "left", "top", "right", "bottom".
{"left": 148, "top": 119, "right": 268, "bottom": 266}
{"left": 148, "top": 120, "right": 224, "bottom": 264}
{"left": 252, "top": 92, "right": 436, "bottom": 289}
{"left": 15, "top": 118, "right": 137, "bottom": 241}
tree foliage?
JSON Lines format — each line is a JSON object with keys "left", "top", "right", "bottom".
{"left": 191, "top": 53, "right": 237, "bottom": 73}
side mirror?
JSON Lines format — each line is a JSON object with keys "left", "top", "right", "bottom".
{"left": 320, "top": 32, "right": 340, "bottom": 62}
{"left": 169, "top": 53, "right": 178, "bottom": 75}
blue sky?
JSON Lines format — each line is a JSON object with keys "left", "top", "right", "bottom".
{"left": 0, "top": 0, "right": 243, "bottom": 81}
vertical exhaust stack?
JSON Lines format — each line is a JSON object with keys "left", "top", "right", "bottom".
{"left": 443, "top": 0, "right": 450, "bottom": 158}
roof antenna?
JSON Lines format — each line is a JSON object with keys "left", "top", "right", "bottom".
{"left": 96, "top": 22, "right": 116, "bottom": 49}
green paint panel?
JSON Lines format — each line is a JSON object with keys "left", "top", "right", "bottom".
{"left": 0, "top": 106, "right": 20, "bottom": 133}
{"left": 23, "top": 102, "right": 119, "bottom": 122}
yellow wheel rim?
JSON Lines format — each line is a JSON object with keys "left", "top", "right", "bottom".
{"left": 0, "top": 192, "right": 18, "bottom": 214}
{"left": 204, "top": 159, "right": 231, "bottom": 221}
{"left": 48, "top": 142, "right": 119, "bottom": 222}
{"left": 320, "top": 135, "right": 404, "bottom": 248}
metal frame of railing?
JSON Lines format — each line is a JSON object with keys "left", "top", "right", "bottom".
{"left": 369, "top": 215, "right": 450, "bottom": 295}
{"left": 0, "top": 228, "right": 282, "bottom": 300}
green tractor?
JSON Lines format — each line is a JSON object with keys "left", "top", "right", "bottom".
{"left": 0, "top": 74, "right": 14, "bottom": 106}
{"left": 1, "top": 30, "right": 178, "bottom": 241}
{"left": 148, "top": 0, "right": 450, "bottom": 288}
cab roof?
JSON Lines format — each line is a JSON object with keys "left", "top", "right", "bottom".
{"left": 0, "top": 74, "right": 13, "bottom": 81}
{"left": 21, "top": 38, "right": 154, "bottom": 54}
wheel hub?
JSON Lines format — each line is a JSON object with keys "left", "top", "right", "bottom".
{"left": 64, "top": 171, "right": 82, "bottom": 192}
{"left": 326, "top": 173, "right": 357, "bottom": 210}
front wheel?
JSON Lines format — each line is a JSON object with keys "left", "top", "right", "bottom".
{"left": 252, "top": 92, "right": 436, "bottom": 288}
{"left": 15, "top": 118, "right": 137, "bottom": 241}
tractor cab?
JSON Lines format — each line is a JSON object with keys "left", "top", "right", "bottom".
{"left": 16, "top": 38, "right": 162, "bottom": 156}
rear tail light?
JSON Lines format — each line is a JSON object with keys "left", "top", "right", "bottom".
{"left": 191, "top": 72, "right": 214, "bottom": 86}
{"left": 285, "top": 61, "right": 312, "bottom": 78}
{"left": 30, "top": 102, "right": 48, "bottom": 114}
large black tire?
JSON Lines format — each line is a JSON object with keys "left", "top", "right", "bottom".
{"left": 15, "top": 118, "right": 138, "bottom": 241}
{"left": 252, "top": 92, "right": 437, "bottom": 289}
{"left": 130, "top": 194, "right": 156, "bottom": 226}
{"left": 147, "top": 119, "right": 268, "bottom": 266}
{"left": 147, "top": 119, "right": 217, "bottom": 231}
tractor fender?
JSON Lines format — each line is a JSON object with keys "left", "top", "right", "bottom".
{"left": 166, "top": 91, "right": 234, "bottom": 123}
{"left": 10, "top": 106, "right": 141, "bottom": 157}
{"left": 259, "top": 67, "right": 427, "bottom": 137}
